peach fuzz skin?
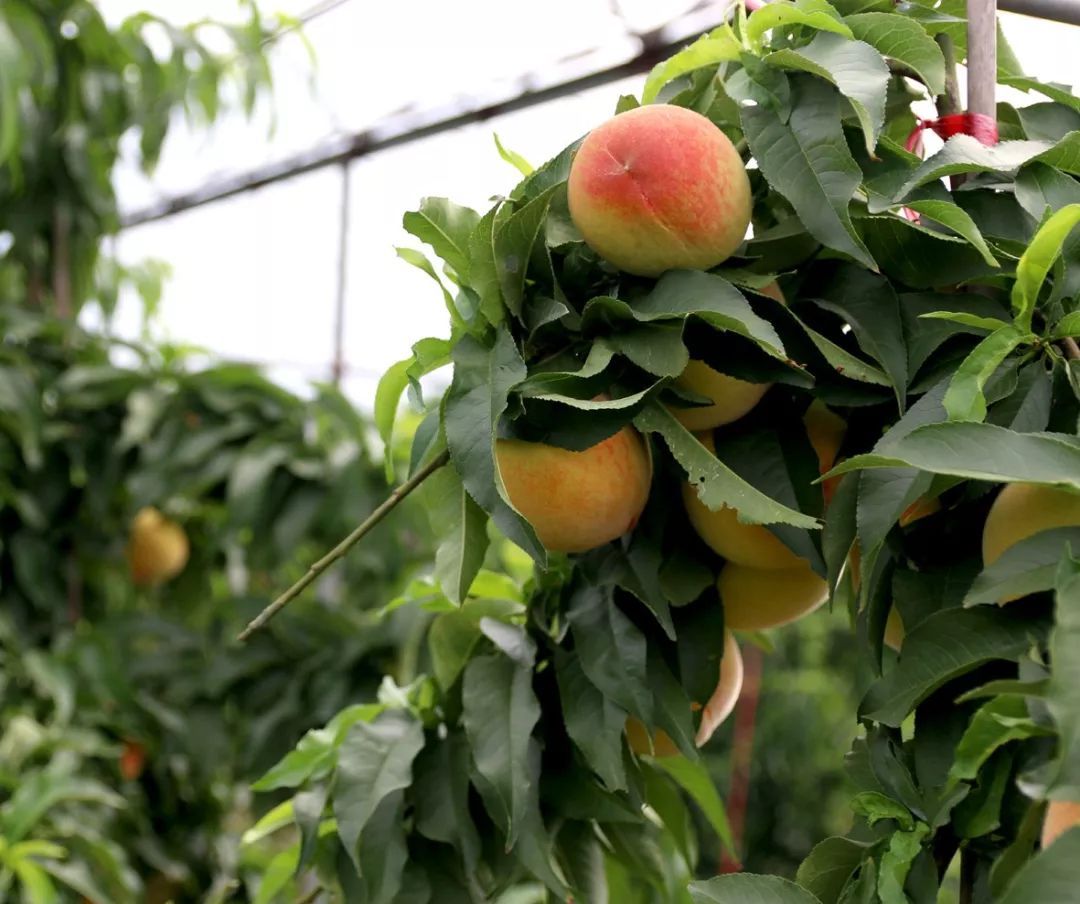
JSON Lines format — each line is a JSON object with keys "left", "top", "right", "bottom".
{"left": 495, "top": 427, "right": 651, "bottom": 554}
{"left": 1042, "top": 800, "right": 1080, "bottom": 849}
{"left": 567, "top": 105, "right": 752, "bottom": 277}
{"left": 718, "top": 560, "right": 829, "bottom": 631}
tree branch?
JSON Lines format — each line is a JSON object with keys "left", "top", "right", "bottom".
{"left": 936, "top": 35, "right": 961, "bottom": 117}
{"left": 1061, "top": 337, "right": 1080, "bottom": 360}
{"left": 237, "top": 449, "right": 450, "bottom": 642}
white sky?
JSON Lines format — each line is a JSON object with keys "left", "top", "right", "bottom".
{"left": 92, "top": 1, "right": 1080, "bottom": 407}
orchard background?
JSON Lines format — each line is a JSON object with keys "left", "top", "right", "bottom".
{"left": 2, "top": 0, "right": 1080, "bottom": 902}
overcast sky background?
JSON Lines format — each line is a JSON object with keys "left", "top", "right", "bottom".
{"left": 91, "top": 0, "right": 1080, "bottom": 408}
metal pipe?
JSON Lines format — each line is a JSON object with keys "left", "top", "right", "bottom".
{"left": 999, "top": 0, "right": 1080, "bottom": 25}
{"left": 120, "top": 37, "right": 688, "bottom": 229}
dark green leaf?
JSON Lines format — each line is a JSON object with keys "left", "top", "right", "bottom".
{"left": 824, "top": 422, "right": 1080, "bottom": 491}
{"left": 634, "top": 403, "right": 820, "bottom": 528}
{"left": 402, "top": 198, "right": 481, "bottom": 278}
{"left": 741, "top": 76, "right": 874, "bottom": 269}
{"left": 767, "top": 33, "right": 889, "bottom": 154}
{"left": 462, "top": 652, "right": 541, "bottom": 847}
{"left": 691, "top": 873, "right": 824, "bottom": 903}
{"left": 861, "top": 606, "right": 1048, "bottom": 726}
{"left": 844, "top": 12, "right": 944, "bottom": 95}
{"left": 332, "top": 711, "right": 424, "bottom": 871}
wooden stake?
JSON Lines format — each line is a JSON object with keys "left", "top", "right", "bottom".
{"left": 966, "top": 0, "right": 998, "bottom": 120}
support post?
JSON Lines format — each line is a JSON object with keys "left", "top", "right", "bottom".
{"left": 331, "top": 162, "right": 352, "bottom": 386}
{"left": 967, "top": 0, "right": 999, "bottom": 120}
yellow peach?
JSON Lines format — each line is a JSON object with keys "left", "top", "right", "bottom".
{"left": 495, "top": 427, "right": 651, "bottom": 553}
{"left": 718, "top": 559, "right": 829, "bottom": 631}
{"left": 127, "top": 507, "right": 189, "bottom": 587}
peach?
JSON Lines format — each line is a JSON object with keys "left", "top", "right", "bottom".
{"left": 625, "top": 717, "right": 681, "bottom": 758}
{"left": 982, "top": 483, "right": 1080, "bottom": 568}
{"left": 495, "top": 427, "right": 651, "bottom": 553}
{"left": 1042, "top": 800, "right": 1080, "bottom": 849}
{"left": 672, "top": 361, "right": 771, "bottom": 432}
{"left": 626, "top": 631, "right": 743, "bottom": 756}
{"left": 567, "top": 105, "right": 752, "bottom": 277}
{"left": 805, "top": 401, "right": 846, "bottom": 506}
{"left": 684, "top": 488, "right": 803, "bottom": 569}
{"left": 718, "top": 559, "right": 829, "bottom": 631}
{"left": 695, "top": 630, "right": 744, "bottom": 747}
{"left": 884, "top": 607, "right": 905, "bottom": 652}
{"left": 683, "top": 431, "right": 802, "bottom": 569}
{"left": 127, "top": 507, "right": 189, "bottom": 587}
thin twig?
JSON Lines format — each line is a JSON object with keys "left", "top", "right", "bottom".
{"left": 237, "top": 449, "right": 450, "bottom": 642}
{"left": 1061, "top": 337, "right": 1080, "bottom": 360}
{"left": 936, "top": 35, "right": 961, "bottom": 117}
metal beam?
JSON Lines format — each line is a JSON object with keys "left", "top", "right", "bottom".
{"left": 120, "top": 35, "right": 684, "bottom": 229}
{"left": 999, "top": 0, "right": 1080, "bottom": 25}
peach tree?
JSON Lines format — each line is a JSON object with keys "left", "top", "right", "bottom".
{"left": 243, "top": 0, "right": 1080, "bottom": 901}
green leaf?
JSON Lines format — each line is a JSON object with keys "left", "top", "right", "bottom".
{"left": 796, "top": 837, "right": 870, "bottom": 904}
{"left": 567, "top": 585, "right": 652, "bottom": 721}
{"left": 691, "top": 873, "right": 824, "bottom": 903}
{"left": 333, "top": 711, "right": 425, "bottom": 871}
{"left": 421, "top": 466, "right": 489, "bottom": 605}
{"left": 877, "top": 823, "right": 929, "bottom": 904}
{"left": 807, "top": 263, "right": 907, "bottom": 406}
{"left": 1012, "top": 203, "right": 1080, "bottom": 331}
{"left": 2, "top": 773, "right": 125, "bottom": 843}
{"left": 582, "top": 269, "right": 787, "bottom": 360}
{"left": 965, "top": 528, "right": 1080, "bottom": 605}
{"left": 402, "top": 197, "right": 481, "bottom": 278}
{"left": 468, "top": 204, "right": 505, "bottom": 325}
{"left": 641, "top": 26, "right": 741, "bottom": 103}
{"left": 998, "top": 826, "right": 1080, "bottom": 903}
{"left": 554, "top": 651, "right": 627, "bottom": 792}
{"left": 10, "top": 858, "right": 58, "bottom": 904}
{"left": 897, "top": 136, "right": 1057, "bottom": 199}
{"left": 823, "top": 422, "right": 1080, "bottom": 491}
{"left": 444, "top": 331, "right": 544, "bottom": 562}
{"left": 860, "top": 606, "right": 1047, "bottom": 726}
{"left": 242, "top": 800, "right": 295, "bottom": 845}
{"left": 999, "top": 77, "right": 1080, "bottom": 113}
{"left": 1051, "top": 311, "right": 1080, "bottom": 339}
{"left": 844, "top": 12, "right": 944, "bottom": 95}
{"left": 857, "top": 215, "right": 995, "bottom": 289}
{"left": 1045, "top": 552, "right": 1080, "bottom": 798}
{"left": 493, "top": 133, "right": 533, "bottom": 176}
{"left": 741, "top": 76, "right": 874, "bottom": 269}
{"left": 850, "top": 792, "right": 915, "bottom": 830}
{"left": 918, "top": 310, "right": 1008, "bottom": 332}
{"left": 946, "top": 696, "right": 1049, "bottom": 790}
{"left": 359, "top": 792, "right": 409, "bottom": 904}
{"left": 413, "top": 732, "right": 481, "bottom": 870}
{"left": 253, "top": 846, "right": 299, "bottom": 904}
{"left": 253, "top": 704, "right": 382, "bottom": 791}
{"left": 746, "top": 0, "right": 853, "bottom": 49}
{"left": 463, "top": 651, "right": 542, "bottom": 847}
{"left": 894, "top": 200, "right": 999, "bottom": 266}
{"left": 495, "top": 186, "right": 557, "bottom": 319}
{"left": 943, "top": 325, "right": 1033, "bottom": 422}
{"left": 634, "top": 403, "right": 820, "bottom": 528}
{"left": 767, "top": 33, "right": 889, "bottom": 154}
{"left": 653, "top": 755, "right": 736, "bottom": 854}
